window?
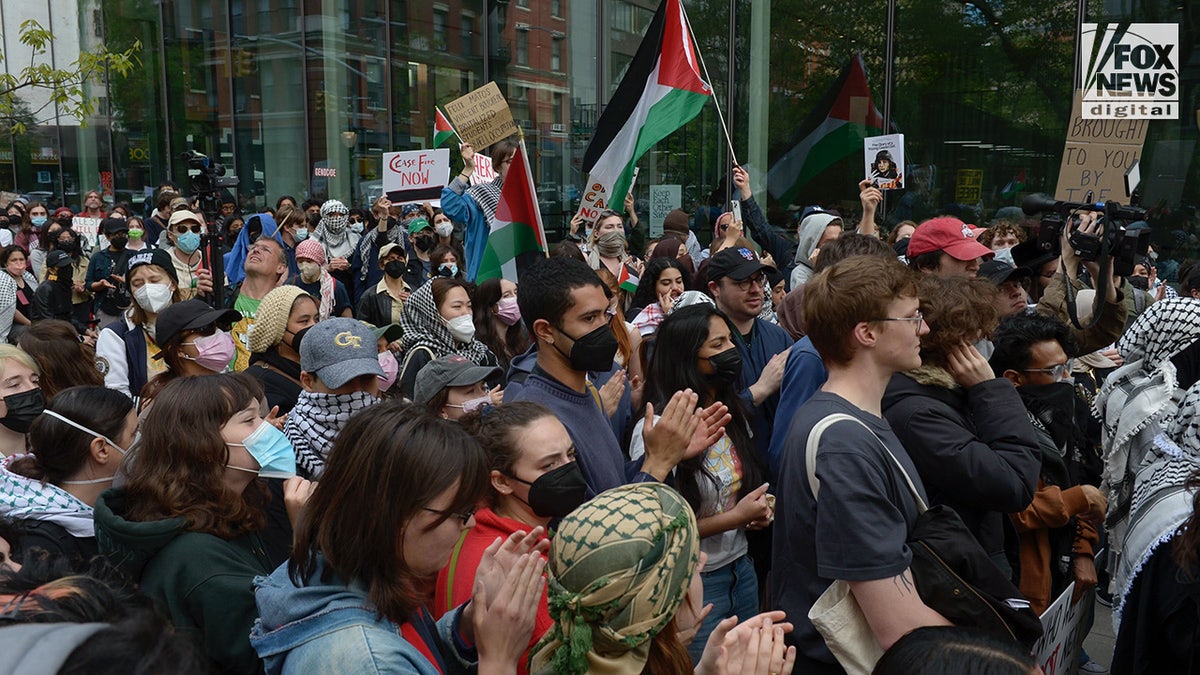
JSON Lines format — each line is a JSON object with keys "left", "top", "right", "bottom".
{"left": 516, "top": 32, "right": 528, "bottom": 66}
{"left": 551, "top": 40, "right": 562, "bottom": 71}
{"left": 551, "top": 0, "right": 561, "bottom": 17}
{"left": 462, "top": 15, "right": 476, "bottom": 56}
{"left": 433, "top": 9, "right": 448, "bottom": 51}
{"left": 517, "top": 0, "right": 528, "bottom": 8}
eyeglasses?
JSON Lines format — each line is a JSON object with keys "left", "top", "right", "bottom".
{"left": 1021, "top": 360, "right": 1074, "bottom": 380}
{"left": 174, "top": 223, "right": 203, "bottom": 234}
{"left": 874, "top": 311, "right": 925, "bottom": 334}
{"left": 349, "top": 216, "right": 364, "bottom": 223}
{"left": 731, "top": 274, "right": 766, "bottom": 291}
{"left": 422, "top": 506, "right": 475, "bottom": 526}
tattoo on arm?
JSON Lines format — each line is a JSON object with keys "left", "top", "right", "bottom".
{"left": 892, "top": 571, "right": 915, "bottom": 595}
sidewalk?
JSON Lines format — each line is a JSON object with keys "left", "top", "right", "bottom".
{"left": 1082, "top": 599, "right": 1116, "bottom": 671}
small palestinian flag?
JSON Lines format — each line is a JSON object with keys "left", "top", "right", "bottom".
{"left": 618, "top": 264, "right": 640, "bottom": 293}
{"left": 434, "top": 108, "right": 456, "bottom": 148}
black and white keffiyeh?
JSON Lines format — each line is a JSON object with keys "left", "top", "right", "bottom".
{"left": 315, "top": 199, "right": 357, "bottom": 259}
{"left": 467, "top": 176, "right": 503, "bottom": 224}
{"left": 398, "top": 280, "right": 494, "bottom": 365}
{"left": 285, "top": 390, "right": 379, "bottom": 479}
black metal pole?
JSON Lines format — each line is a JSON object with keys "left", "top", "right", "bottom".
{"left": 880, "top": 0, "right": 896, "bottom": 222}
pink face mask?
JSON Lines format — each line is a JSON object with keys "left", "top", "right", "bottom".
{"left": 495, "top": 297, "right": 521, "bottom": 326}
{"left": 378, "top": 350, "right": 399, "bottom": 391}
{"left": 181, "top": 330, "right": 236, "bottom": 372}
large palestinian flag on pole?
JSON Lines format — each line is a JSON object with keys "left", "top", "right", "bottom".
{"left": 766, "top": 54, "right": 885, "bottom": 206}
{"left": 578, "top": 0, "right": 710, "bottom": 216}
{"left": 476, "top": 141, "right": 548, "bottom": 282}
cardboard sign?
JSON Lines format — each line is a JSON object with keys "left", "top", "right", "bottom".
{"left": 382, "top": 148, "right": 450, "bottom": 203}
{"left": 444, "top": 82, "right": 518, "bottom": 150}
{"left": 1055, "top": 91, "right": 1149, "bottom": 202}
{"left": 865, "top": 134, "right": 905, "bottom": 190}
{"left": 1032, "top": 583, "right": 1091, "bottom": 675}
{"left": 955, "top": 169, "right": 983, "bottom": 203}
{"left": 470, "top": 154, "right": 496, "bottom": 186}
{"left": 649, "top": 185, "right": 681, "bottom": 238}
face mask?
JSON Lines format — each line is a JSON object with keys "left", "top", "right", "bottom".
{"left": 226, "top": 420, "right": 297, "bottom": 479}
{"left": 413, "top": 234, "right": 434, "bottom": 252}
{"left": 42, "top": 409, "right": 130, "bottom": 457}
{"left": 0, "top": 389, "right": 44, "bottom": 433}
{"left": 133, "top": 282, "right": 174, "bottom": 314}
{"left": 506, "top": 461, "right": 589, "bottom": 518}
{"left": 1149, "top": 250, "right": 1159, "bottom": 261}
{"left": 181, "top": 330, "right": 236, "bottom": 372}
{"left": 446, "top": 393, "right": 492, "bottom": 414}
{"left": 439, "top": 263, "right": 458, "bottom": 278}
{"left": 378, "top": 350, "right": 399, "bottom": 391}
{"left": 555, "top": 323, "right": 619, "bottom": 373}
{"left": 57, "top": 239, "right": 78, "bottom": 254}
{"left": 298, "top": 261, "right": 322, "bottom": 283}
{"left": 1017, "top": 382, "right": 1076, "bottom": 451}
{"left": 128, "top": 228, "right": 144, "bottom": 240}
{"left": 446, "top": 314, "right": 476, "bottom": 343}
{"left": 496, "top": 297, "right": 521, "bottom": 326}
{"left": 176, "top": 231, "right": 201, "bottom": 254}
{"left": 30, "top": 216, "right": 46, "bottom": 229}
{"left": 324, "top": 214, "right": 348, "bottom": 233}
{"left": 435, "top": 222, "right": 454, "bottom": 238}
{"left": 109, "top": 235, "right": 129, "bottom": 250}
{"left": 294, "top": 227, "right": 309, "bottom": 242}
{"left": 707, "top": 346, "right": 743, "bottom": 383}
{"left": 384, "top": 260, "right": 406, "bottom": 279}
{"left": 349, "top": 222, "right": 364, "bottom": 235}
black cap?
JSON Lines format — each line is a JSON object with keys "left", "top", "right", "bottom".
{"left": 153, "top": 299, "right": 242, "bottom": 356}
{"left": 45, "top": 250, "right": 72, "bottom": 268}
{"left": 706, "top": 246, "right": 774, "bottom": 284}
{"left": 125, "top": 248, "right": 179, "bottom": 285}
{"left": 979, "top": 259, "right": 1032, "bottom": 286}
{"left": 101, "top": 217, "right": 128, "bottom": 235}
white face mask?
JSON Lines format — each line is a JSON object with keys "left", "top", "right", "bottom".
{"left": 435, "top": 221, "right": 454, "bottom": 238}
{"left": 298, "top": 260, "right": 322, "bottom": 283}
{"left": 446, "top": 314, "right": 476, "bottom": 343}
{"left": 133, "top": 282, "right": 174, "bottom": 314}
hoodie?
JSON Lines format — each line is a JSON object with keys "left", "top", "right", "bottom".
{"left": 0, "top": 455, "right": 97, "bottom": 560}
{"left": 250, "top": 555, "right": 477, "bottom": 675}
{"left": 93, "top": 488, "right": 271, "bottom": 674}
{"left": 789, "top": 213, "right": 841, "bottom": 289}
{"left": 0, "top": 623, "right": 106, "bottom": 675}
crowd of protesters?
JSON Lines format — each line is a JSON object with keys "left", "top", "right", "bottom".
{"left": 0, "top": 155, "right": 1195, "bottom": 675}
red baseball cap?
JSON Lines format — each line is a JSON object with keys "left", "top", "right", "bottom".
{"left": 907, "top": 217, "right": 994, "bottom": 261}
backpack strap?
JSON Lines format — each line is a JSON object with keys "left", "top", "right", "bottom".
{"left": 805, "top": 412, "right": 929, "bottom": 513}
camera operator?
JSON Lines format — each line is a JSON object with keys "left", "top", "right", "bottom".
{"left": 1036, "top": 212, "right": 1127, "bottom": 355}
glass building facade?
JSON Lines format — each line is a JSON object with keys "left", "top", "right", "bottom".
{"left": 3, "top": 0, "right": 1200, "bottom": 248}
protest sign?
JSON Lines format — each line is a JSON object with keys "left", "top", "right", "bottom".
{"left": 649, "top": 185, "right": 681, "bottom": 238}
{"left": 382, "top": 148, "right": 450, "bottom": 204}
{"left": 1032, "top": 583, "right": 1091, "bottom": 675}
{"left": 1055, "top": 91, "right": 1148, "bottom": 202}
{"left": 955, "top": 169, "right": 983, "bottom": 203}
{"left": 470, "top": 153, "right": 496, "bottom": 186}
{"left": 444, "top": 83, "right": 518, "bottom": 150}
{"left": 865, "top": 134, "right": 905, "bottom": 190}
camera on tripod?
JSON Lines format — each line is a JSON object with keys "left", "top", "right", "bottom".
{"left": 1021, "top": 193, "right": 1150, "bottom": 277}
{"left": 181, "top": 150, "right": 239, "bottom": 226}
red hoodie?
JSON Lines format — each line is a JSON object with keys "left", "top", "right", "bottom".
{"left": 434, "top": 508, "right": 552, "bottom": 675}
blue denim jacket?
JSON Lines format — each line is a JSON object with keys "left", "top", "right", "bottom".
{"left": 250, "top": 556, "right": 477, "bottom": 675}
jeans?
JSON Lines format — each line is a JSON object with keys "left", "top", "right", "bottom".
{"left": 688, "top": 554, "right": 759, "bottom": 663}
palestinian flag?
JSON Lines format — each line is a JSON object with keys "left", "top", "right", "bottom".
{"left": 1002, "top": 169, "right": 1027, "bottom": 200}
{"left": 579, "top": 0, "right": 710, "bottom": 214}
{"left": 434, "top": 108, "right": 456, "bottom": 148}
{"left": 618, "top": 264, "right": 639, "bottom": 293}
{"left": 475, "top": 141, "right": 548, "bottom": 282}
{"left": 766, "top": 54, "right": 886, "bottom": 206}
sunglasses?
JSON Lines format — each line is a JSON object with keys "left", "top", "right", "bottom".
{"left": 174, "top": 224, "right": 203, "bottom": 234}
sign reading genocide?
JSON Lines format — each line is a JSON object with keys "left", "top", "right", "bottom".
{"left": 444, "top": 83, "right": 518, "bottom": 150}
{"left": 1055, "top": 91, "right": 1148, "bottom": 202}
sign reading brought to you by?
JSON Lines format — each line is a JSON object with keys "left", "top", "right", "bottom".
{"left": 1055, "top": 91, "right": 1148, "bottom": 202}
{"left": 444, "top": 82, "right": 519, "bottom": 150}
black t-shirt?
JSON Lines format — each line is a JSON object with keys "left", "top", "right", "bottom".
{"left": 769, "top": 391, "right": 928, "bottom": 667}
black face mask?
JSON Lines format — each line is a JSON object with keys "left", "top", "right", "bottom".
{"left": 384, "top": 260, "right": 406, "bottom": 279}
{"left": 55, "top": 268, "right": 75, "bottom": 286}
{"left": 1, "top": 389, "right": 44, "bottom": 433}
{"left": 707, "top": 346, "right": 743, "bottom": 383}
{"left": 1018, "top": 381, "right": 1076, "bottom": 451}
{"left": 413, "top": 235, "right": 434, "bottom": 253}
{"left": 507, "top": 461, "right": 589, "bottom": 518}
{"left": 109, "top": 235, "right": 129, "bottom": 250}
{"left": 57, "top": 239, "right": 78, "bottom": 254}
{"left": 555, "top": 322, "right": 619, "bottom": 373}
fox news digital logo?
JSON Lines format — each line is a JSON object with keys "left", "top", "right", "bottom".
{"left": 1082, "top": 23, "right": 1178, "bottom": 119}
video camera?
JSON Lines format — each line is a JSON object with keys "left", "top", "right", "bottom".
{"left": 1021, "top": 193, "right": 1150, "bottom": 278}
{"left": 180, "top": 149, "right": 236, "bottom": 308}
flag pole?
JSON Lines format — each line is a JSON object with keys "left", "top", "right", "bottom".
{"left": 680, "top": 5, "right": 740, "bottom": 168}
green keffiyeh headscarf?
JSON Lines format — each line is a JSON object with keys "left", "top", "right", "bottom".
{"left": 530, "top": 483, "right": 699, "bottom": 675}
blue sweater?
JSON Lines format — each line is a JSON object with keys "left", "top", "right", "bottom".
{"left": 735, "top": 317, "right": 794, "bottom": 463}
{"left": 767, "top": 336, "right": 827, "bottom": 480}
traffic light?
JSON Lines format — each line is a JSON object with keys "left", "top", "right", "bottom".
{"left": 234, "top": 49, "right": 256, "bottom": 77}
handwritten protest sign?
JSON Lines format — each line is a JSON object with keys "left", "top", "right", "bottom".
{"left": 444, "top": 83, "right": 518, "bottom": 150}
{"left": 382, "top": 148, "right": 450, "bottom": 205}
{"left": 1032, "top": 583, "right": 1090, "bottom": 675}
{"left": 649, "top": 185, "right": 681, "bottom": 238}
{"left": 1056, "top": 91, "right": 1148, "bottom": 202}
{"left": 470, "top": 154, "right": 496, "bottom": 186}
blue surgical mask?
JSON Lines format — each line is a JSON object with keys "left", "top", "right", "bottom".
{"left": 349, "top": 222, "right": 364, "bottom": 234}
{"left": 439, "top": 262, "right": 458, "bottom": 277}
{"left": 30, "top": 216, "right": 47, "bottom": 229}
{"left": 226, "top": 420, "right": 297, "bottom": 479}
{"left": 177, "top": 231, "right": 201, "bottom": 254}
{"left": 295, "top": 227, "right": 309, "bottom": 242}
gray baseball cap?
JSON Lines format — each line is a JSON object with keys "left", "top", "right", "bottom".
{"left": 300, "top": 317, "right": 383, "bottom": 388}
{"left": 413, "top": 354, "right": 501, "bottom": 404}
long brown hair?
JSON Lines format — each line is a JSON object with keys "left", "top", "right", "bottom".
{"left": 290, "top": 401, "right": 489, "bottom": 624}
{"left": 18, "top": 320, "right": 103, "bottom": 399}
{"left": 595, "top": 268, "right": 633, "bottom": 366}
{"left": 642, "top": 617, "right": 693, "bottom": 674}
{"left": 122, "top": 373, "right": 267, "bottom": 539}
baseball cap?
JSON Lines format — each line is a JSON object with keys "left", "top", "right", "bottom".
{"left": 153, "top": 299, "right": 242, "bottom": 355}
{"left": 372, "top": 323, "right": 403, "bottom": 344}
{"left": 125, "top": 248, "right": 179, "bottom": 285}
{"left": 300, "top": 317, "right": 384, "bottom": 388}
{"left": 706, "top": 246, "right": 774, "bottom": 284}
{"left": 408, "top": 217, "right": 432, "bottom": 234}
{"left": 907, "top": 217, "right": 994, "bottom": 261}
{"left": 52, "top": 207, "right": 73, "bottom": 219}
{"left": 413, "top": 354, "right": 501, "bottom": 404}
{"left": 379, "top": 242, "right": 406, "bottom": 261}
{"left": 45, "top": 250, "right": 72, "bottom": 269}
{"left": 979, "top": 259, "right": 1032, "bottom": 286}
{"left": 168, "top": 210, "right": 203, "bottom": 228}
{"left": 101, "top": 217, "right": 128, "bottom": 235}
{"left": 169, "top": 196, "right": 189, "bottom": 211}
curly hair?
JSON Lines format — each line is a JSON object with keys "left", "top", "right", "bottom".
{"left": 977, "top": 221, "right": 1028, "bottom": 248}
{"left": 916, "top": 275, "right": 1000, "bottom": 369}
{"left": 122, "top": 374, "right": 267, "bottom": 539}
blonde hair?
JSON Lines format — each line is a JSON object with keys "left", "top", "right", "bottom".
{"left": 0, "top": 345, "right": 40, "bottom": 378}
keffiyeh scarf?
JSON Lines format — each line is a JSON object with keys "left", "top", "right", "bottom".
{"left": 467, "top": 176, "right": 503, "bottom": 224}
{"left": 0, "top": 455, "right": 95, "bottom": 537}
{"left": 285, "top": 390, "right": 379, "bottom": 479}
{"left": 398, "top": 281, "right": 493, "bottom": 364}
